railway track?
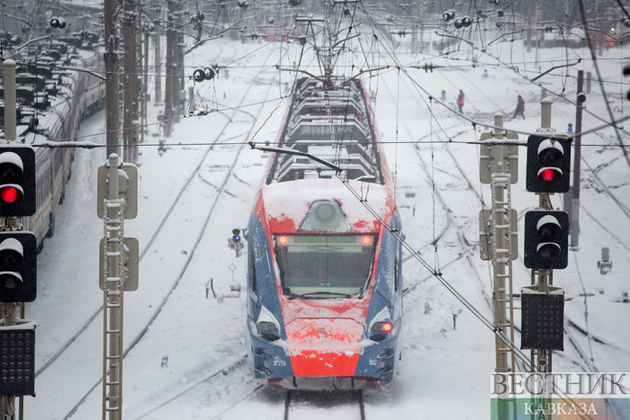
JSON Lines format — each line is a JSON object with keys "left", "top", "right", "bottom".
{"left": 130, "top": 354, "right": 258, "bottom": 420}
{"left": 22, "top": 40, "right": 283, "bottom": 419}
{"left": 35, "top": 44, "right": 251, "bottom": 379}
{"left": 381, "top": 69, "right": 630, "bottom": 381}
{"left": 379, "top": 74, "right": 483, "bottom": 282}
{"left": 283, "top": 390, "right": 366, "bottom": 420}
{"left": 63, "top": 67, "right": 279, "bottom": 420}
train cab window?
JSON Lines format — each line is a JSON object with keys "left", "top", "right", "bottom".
{"left": 275, "top": 234, "right": 376, "bottom": 299}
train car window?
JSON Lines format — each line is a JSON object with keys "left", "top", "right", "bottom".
{"left": 275, "top": 234, "right": 376, "bottom": 298}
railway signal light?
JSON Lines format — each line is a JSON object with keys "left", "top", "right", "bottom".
{"left": 229, "top": 229, "right": 244, "bottom": 257}
{"left": 192, "top": 67, "right": 214, "bottom": 82}
{"left": 526, "top": 135, "right": 571, "bottom": 193}
{"left": 0, "top": 146, "right": 36, "bottom": 217}
{"left": 521, "top": 287, "right": 564, "bottom": 350}
{"left": 524, "top": 210, "right": 569, "bottom": 269}
{"left": 0, "top": 232, "right": 37, "bottom": 303}
{"left": 0, "top": 323, "right": 36, "bottom": 396}
{"left": 49, "top": 17, "right": 66, "bottom": 29}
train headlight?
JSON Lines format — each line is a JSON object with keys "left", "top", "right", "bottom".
{"left": 373, "top": 321, "right": 393, "bottom": 333}
{"left": 256, "top": 321, "right": 280, "bottom": 342}
{"left": 256, "top": 306, "right": 281, "bottom": 341}
{"left": 257, "top": 321, "right": 276, "bottom": 332}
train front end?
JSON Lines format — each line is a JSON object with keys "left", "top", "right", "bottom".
{"left": 246, "top": 179, "right": 403, "bottom": 390}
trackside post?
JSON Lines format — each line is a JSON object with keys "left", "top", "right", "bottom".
{"left": 521, "top": 99, "right": 567, "bottom": 416}
{"left": 0, "top": 59, "right": 37, "bottom": 420}
{"left": 478, "top": 114, "right": 518, "bottom": 413}
{"left": 97, "top": 154, "right": 139, "bottom": 420}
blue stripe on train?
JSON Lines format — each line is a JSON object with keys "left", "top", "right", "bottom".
{"left": 355, "top": 212, "right": 403, "bottom": 380}
{"left": 246, "top": 212, "right": 294, "bottom": 378}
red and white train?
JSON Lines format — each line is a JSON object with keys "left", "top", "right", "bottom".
{"left": 246, "top": 75, "right": 403, "bottom": 390}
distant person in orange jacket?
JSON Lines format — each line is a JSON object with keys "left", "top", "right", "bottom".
{"left": 457, "top": 90, "right": 465, "bottom": 113}
{"left": 513, "top": 95, "right": 525, "bottom": 119}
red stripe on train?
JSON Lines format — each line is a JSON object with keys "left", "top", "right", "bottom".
{"left": 286, "top": 318, "right": 363, "bottom": 377}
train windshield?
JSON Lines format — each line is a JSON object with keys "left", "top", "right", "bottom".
{"left": 274, "top": 234, "right": 377, "bottom": 298}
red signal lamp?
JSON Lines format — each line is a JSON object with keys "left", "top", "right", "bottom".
{"left": 1, "top": 186, "right": 19, "bottom": 203}
{"left": 539, "top": 168, "right": 560, "bottom": 182}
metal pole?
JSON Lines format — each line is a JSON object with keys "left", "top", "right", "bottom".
{"left": 104, "top": 40, "right": 120, "bottom": 158}
{"left": 154, "top": 9, "right": 162, "bottom": 105}
{"left": 142, "top": 26, "right": 149, "bottom": 147}
{"left": 123, "top": 0, "right": 137, "bottom": 163}
{"left": 540, "top": 98, "right": 553, "bottom": 129}
{"left": 571, "top": 70, "right": 583, "bottom": 249}
{"left": 176, "top": 29, "right": 185, "bottom": 122}
{"left": 490, "top": 113, "right": 515, "bottom": 375}
{"left": 102, "top": 154, "right": 124, "bottom": 420}
{"left": 1, "top": 61, "right": 22, "bottom": 415}
{"left": 3, "top": 60, "right": 16, "bottom": 141}
{"left": 104, "top": 0, "right": 119, "bottom": 157}
{"left": 533, "top": 101, "right": 556, "bottom": 416}
{"left": 163, "top": 1, "right": 174, "bottom": 137}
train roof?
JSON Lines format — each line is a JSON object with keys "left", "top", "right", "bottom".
{"left": 1, "top": 43, "right": 102, "bottom": 146}
{"left": 264, "top": 76, "right": 390, "bottom": 185}
{"left": 254, "top": 76, "right": 396, "bottom": 233}
{"left": 255, "top": 178, "right": 394, "bottom": 233}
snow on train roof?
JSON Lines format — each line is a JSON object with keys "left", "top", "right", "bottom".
{"left": 267, "top": 77, "right": 385, "bottom": 184}
{"left": 258, "top": 178, "right": 394, "bottom": 233}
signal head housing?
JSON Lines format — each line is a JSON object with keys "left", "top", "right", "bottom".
{"left": 0, "top": 146, "right": 36, "bottom": 217}
{"left": 524, "top": 210, "right": 569, "bottom": 269}
{"left": 526, "top": 135, "right": 571, "bottom": 193}
{"left": 0, "top": 231, "right": 37, "bottom": 302}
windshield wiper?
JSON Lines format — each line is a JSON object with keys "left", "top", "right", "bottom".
{"left": 291, "top": 291, "right": 353, "bottom": 299}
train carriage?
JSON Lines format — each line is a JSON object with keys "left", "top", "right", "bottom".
{"left": 2, "top": 41, "right": 105, "bottom": 250}
{"left": 246, "top": 76, "right": 403, "bottom": 390}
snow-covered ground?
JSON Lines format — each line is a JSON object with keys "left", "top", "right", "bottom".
{"left": 20, "top": 19, "right": 630, "bottom": 420}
